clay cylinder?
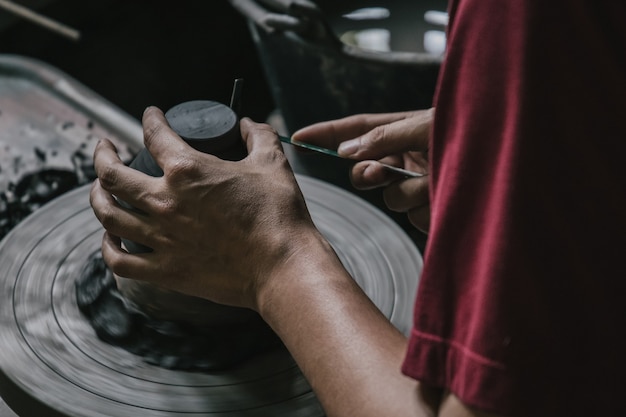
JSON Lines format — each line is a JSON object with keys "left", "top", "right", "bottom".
{"left": 116, "top": 100, "right": 256, "bottom": 327}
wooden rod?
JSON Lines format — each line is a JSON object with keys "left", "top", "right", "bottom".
{"left": 0, "top": 0, "right": 80, "bottom": 41}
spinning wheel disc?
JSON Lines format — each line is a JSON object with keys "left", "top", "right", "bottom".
{"left": 0, "top": 175, "right": 422, "bottom": 416}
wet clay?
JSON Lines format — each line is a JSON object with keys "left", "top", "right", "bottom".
{"left": 75, "top": 252, "right": 282, "bottom": 371}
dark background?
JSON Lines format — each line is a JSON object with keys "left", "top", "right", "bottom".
{"left": 0, "top": 0, "right": 275, "bottom": 122}
{"left": 0, "top": 0, "right": 447, "bottom": 123}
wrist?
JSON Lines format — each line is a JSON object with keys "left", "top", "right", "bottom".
{"left": 255, "top": 229, "right": 350, "bottom": 325}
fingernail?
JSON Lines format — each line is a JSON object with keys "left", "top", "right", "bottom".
{"left": 338, "top": 139, "right": 360, "bottom": 156}
{"left": 143, "top": 106, "right": 152, "bottom": 116}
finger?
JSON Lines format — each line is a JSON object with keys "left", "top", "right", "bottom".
{"left": 93, "top": 139, "right": 160, "bottom": 213}
{"left": 338, "top": 111, "right": 433, "bottom": 160}
{"left": 383, "top": 176, "right": 430, "bottom": 212}
{"left": 291, "top": 111, "right": 418, "bottom": 150}
{"left": 90, "top": 180, "right": 161, "bottom": 249}
{"left": 350, "top": 154, "right": 414, "bottom": 189}
{"left": 142, "top": 106, "right": 213, "bottom": 174}
{"left": 350, "top": 161, "right": 399, "bottom": 190}
{"left": 101, "top": 231, "right": 160, "bottom": 281}
{"left": 401, "top": 151, "right": 430, "bottom": 174}
{"left": 240, "top": 118, "right": 285, "bottom": 162}
{"left": 407, "top": 205, "right": 430, "bottom": 234}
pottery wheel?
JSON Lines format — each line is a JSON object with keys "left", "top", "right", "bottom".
{"left": 0, "top": 174, "right": 422, "bottom": 417}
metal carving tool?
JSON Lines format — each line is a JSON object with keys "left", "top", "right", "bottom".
{"left": 279, "top": 136, "right": 426, "bottom": 178}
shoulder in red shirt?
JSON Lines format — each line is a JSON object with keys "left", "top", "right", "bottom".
{"left": 402, "top": 1, "right": 626, "bottom": 415}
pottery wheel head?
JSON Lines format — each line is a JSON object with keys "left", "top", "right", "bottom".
{"left": 0, "top": 175, "right": 421, "bottom": 417}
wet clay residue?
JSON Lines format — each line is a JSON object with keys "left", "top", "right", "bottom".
{"left": 1, "top": 169, "right": 81, "bottom": 240}
{"left": 75, "top": 252, "right": 282, "bottom": 371}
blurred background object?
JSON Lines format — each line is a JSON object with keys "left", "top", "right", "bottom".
{"left": 230, "top": 0, "right": 447, "bottom": 242}
{"left": 1, "top": 0, "right": 447, "bottom": 130}
{"left": 230, "top": 0, "right": 447, "bottom": 134}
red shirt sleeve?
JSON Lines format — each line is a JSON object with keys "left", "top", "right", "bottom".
{"left": 402, "top": 1, "right": 626, "bottom": 415}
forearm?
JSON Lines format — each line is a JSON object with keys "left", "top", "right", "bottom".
{"left": 258, "top": 232, "right": 439, "bottom": 417}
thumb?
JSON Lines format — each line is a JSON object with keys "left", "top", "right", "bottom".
{"left": 142, "top": 106, "right": 192, "bottom": 166}
{"left": 240, "top": 118, "right": 284, "bottom": 162}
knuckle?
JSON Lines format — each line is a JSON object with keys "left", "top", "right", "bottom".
{"left": 152, "top": 194, "right": 180, "bottom": 216}
{"left": 101, "top": 247, "right": 128, "bottom": 277}
{"left": 351, "top": 114, "right": 370, "bottom": 127}
{"left": 108, "top": 259, "right": 131, "bottom": 280}
{"left": 255, "top": 122, "right": 277, "bottom": 135}
{"left": 369, "top": 125, "right": 388, "bottom": 145}
{"left": 268, "top": 147, "right": 288, "bottom": 165}
{"left": 165, "top": 156, "right": 196, "bottom": 179}
{"left": 97, "top": 206, "right": 119, "bottom": 230}
{"left": 383, "top": 179, "right": 429, "bottom": 212}
{"left": 143, "top": 122, "right": 164, "bottom": 147}
{"left": 97, "top": 164, "right": 120, "bottom": 190}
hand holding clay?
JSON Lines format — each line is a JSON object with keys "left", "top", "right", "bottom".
{"left": 292, "top": 108, "right": 433, "bottom": 232}
{"left": 90, "top": 107, "right": 329, "bottom": 311}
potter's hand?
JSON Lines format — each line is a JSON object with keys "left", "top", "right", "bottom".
{"left": 90, "top": 107, "right": 329, "bottom": 311}
{"left": 292, "top": 109, "right": 433, "bottom": 233}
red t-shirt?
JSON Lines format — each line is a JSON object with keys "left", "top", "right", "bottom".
{"left": 402, "top": 1, "right": 626, "bottom": 415}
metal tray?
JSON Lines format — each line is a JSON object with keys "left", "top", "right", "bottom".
{"left": 0, "top": 54, "right": 142, "bottom": 241}
{"left": 0, "top": 53, "right": 142, "bottom": 417}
